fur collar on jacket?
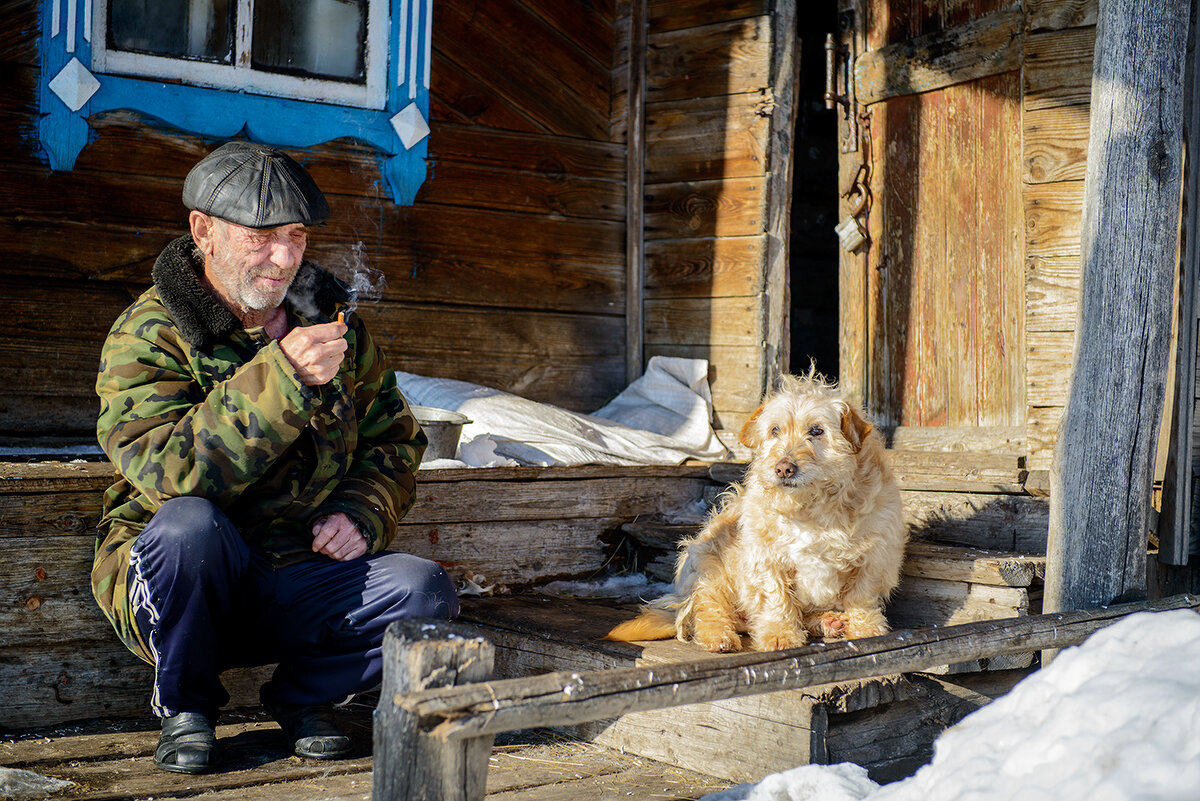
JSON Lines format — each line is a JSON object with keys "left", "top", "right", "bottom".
{"left": 151, "top": 234, "right": 352, "bottom": 351}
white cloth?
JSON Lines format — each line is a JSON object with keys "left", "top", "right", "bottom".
{"left": 395, "top": 356, "right": 729, "bottom": 467}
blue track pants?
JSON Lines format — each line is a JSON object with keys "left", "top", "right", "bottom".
{"left": 127, "top": 496, "right": 459, "bottom": 718}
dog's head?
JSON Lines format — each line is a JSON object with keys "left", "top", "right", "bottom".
{"left": 738, "top": 373, "right": 875, "bottom": 492}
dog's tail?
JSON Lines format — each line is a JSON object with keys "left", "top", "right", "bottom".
{"left": 604, "top": 607, "right": 677, "bottom": 642}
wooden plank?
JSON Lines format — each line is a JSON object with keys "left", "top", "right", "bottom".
{"left": 1026, "top": 331, "right": 1074, "bottom": 408}
{"left": 1023, "top": 27, "right": 1096, "bottom": 112}
{"left": 1023, "top": 105, "right": 1091, "bottom": 184}
{"left": 647, "top": 0, "right": 767, "bottom": 33}
{"left": 1026, "top": 0, "right": 1098, "bottom": 31}
{"left": 883, "top": 425, "right": 1026, "bottom": 453}
{"left": 854, "top": 7, "right": 1023, "bottom": 105}
{"left": 903, "top": 490, "right": 1049, "bottom": 553}
{"left": 1025, "top": 180, "right": 1085, "bottom": 259}
{"left": 887, "top": 451, "right": 1027, "bottom": 493}
{"left": 390, "top": 519, "right": 612, "bottom": 588}
{"left": 1026, "top": 255, "right": 1082, "bottom": 332}
{"left": 644, "top": 177, "right": 767, "bottom": 240}
{"left": 1026, "top": 405, "right": 1064, "bottom": 472}
{"left": 645, "top": 93, "right": 771, "bottom": 183}
{"left": 518, "top": 0, "right": 617, "bottom": 66}
{"left": 644, "top": 297, "right": 763, "bottom": 347}
{"left": 644, "top": 235, "right": 765, "bottom": 299}
{"left": 430, "top": 50, "right": 548, "bottom": 134}
{"left": 824, "top": 671, "right": 1029, "bottom": 783}
{"left": 978, "top": 70, "right": 1027, "bottom": 426}
{"left": 1159, "top": 5, "right": 1200, "bottom": 565}
{"left": 461, "top": 597, "right": 823, "bottom": 784}
{"left": 405, "top": 476, "right": 710, "bottom": 526}
{"left": 627, "top": 0, "right": 647, "bottom": 383}
{"left": 945, "top": 79, "right": 981, "bottom": 425}
{"left": 400, "top": 596, "right": 1200, "bottom": 740}
{"left": 414, "top": 161, "right": 623, "bottom": 222}
{"left": 436, "top": 0, "right": 611, "bottom": 140}
{"left": 428, "top": 123, "right": 624, "bottom": 180}
{"left": 760, "top": 0, "right": 801, "bottom": 402}
{"left": 900, "top": 541, "right": 1046, "bottom": 588}
{"left": 646, "top": 16, "right": 772, "bottom": 102}
{"left": 1046, "top": 0, "right": 1189, "bottom": 614}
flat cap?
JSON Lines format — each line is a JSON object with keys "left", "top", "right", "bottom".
{"left": 183, "top": 141, "right": 330, "bottom": 228}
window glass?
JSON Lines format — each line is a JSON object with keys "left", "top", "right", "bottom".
{"left": 109, "top": 0, "right": 233, "bottom": 63}
{"left": 252, "top": 0, "right": 367, "bottom": 83}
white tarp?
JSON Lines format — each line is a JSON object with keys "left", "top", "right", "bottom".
{"left": 395, "top": 356, "right": 730, "bottom": 468}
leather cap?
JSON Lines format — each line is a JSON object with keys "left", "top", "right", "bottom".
{"left": 183, "top": 141, "right": 330, "bottom": 229}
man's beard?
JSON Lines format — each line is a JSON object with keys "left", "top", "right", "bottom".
{"left": 237, "top": 270, "right": 295, "bottom": 311}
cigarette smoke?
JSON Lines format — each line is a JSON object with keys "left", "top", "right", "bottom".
{"left": 332, "top": 241, "right": 387, "bottom": 314}
{"left": 288, "top": 240, "right": 387, "bottom": 318}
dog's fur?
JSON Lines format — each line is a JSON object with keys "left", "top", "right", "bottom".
{"left": 606, "top": 372, "right": 906, "bottom": 652}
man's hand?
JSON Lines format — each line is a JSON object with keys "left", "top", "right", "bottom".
{"left": 311, "top": 512, "right": 368, "bottom": 561}
{"left": 280, "top": 320, "right": 348, "bottom": 386}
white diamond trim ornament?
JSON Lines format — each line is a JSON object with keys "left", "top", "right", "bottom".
{"left": 390, "top": 103, "right": 430, "bottom": 150}
{"left": 49, "top": 57, "right": 100, "bottom": 112}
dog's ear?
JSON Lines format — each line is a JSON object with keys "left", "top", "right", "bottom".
{"left": 739, "top": 403, "right": 766, "bottom": 449}
{"left": 839, "top": 403, "right": 874, "bottom": 452}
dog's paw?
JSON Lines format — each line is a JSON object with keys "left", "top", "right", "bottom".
{"left": 820, "top": 611, "right": 849, "bottom": 640}
{"left": 751, "top": 623, "right": 807, "bottom": 651}
{"left": 694, "top": 628, "right": 743, "bottom": 653}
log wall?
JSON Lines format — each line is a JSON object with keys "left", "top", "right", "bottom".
{"left": 0, "top": 0, "right": 627, "bottom": 440}
{"left": 640, "top": 0, "right": 783, "bottom": 431}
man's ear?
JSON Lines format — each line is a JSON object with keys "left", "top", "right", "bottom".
{"left": 189, "top": 210, "right": 217, "bottom": 257}
{"left": 738, "top": 403, "right": 767, "bottom": 450}
{"left": 839, "top": 403, "right": 874, "bottom": 452}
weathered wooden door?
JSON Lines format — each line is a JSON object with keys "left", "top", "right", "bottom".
{"left": 836, "top": 0, "right": 1026, "bottom": 432}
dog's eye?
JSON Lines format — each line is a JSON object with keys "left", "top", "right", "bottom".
{"left": 769, "top": 426, "right": 780, "bottom": 437}
{"left": 808, "top": 426, "right": 824, "bottom": 438}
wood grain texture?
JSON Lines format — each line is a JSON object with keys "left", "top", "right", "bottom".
{"left": 646, "top": 16, "right": 772, "bottom": 102}
{"left": 855, "top": 6, "right": 1022, "bottom": 105}
{"left": 644, "top": 93, "right": 771, "bottom": 183}
{"left": 1023, "top": 26, "right": 1095, "bottom": 112}
{"left": 1026, "top": 255, "right": 1082, "bottom": 332}
{"left": 1023, "top": 105, "right": 1091, "bottom": 183}
{"left": 1026, "top": 0, "right": 1098, "bottom": 32}
{"left": 1046, "top": 0, "right": 1189, "bottom": 613}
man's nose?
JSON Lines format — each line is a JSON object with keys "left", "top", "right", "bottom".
{"left": 268, "top": 239, "right": 302, "bottom": 270}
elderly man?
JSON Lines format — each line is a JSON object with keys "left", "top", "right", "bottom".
{"left": 92, "top": 141, "right": 458, "bottom": 774}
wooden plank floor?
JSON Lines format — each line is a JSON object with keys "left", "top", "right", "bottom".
{"left": 0, "top": 704, "right": 732, "bottom": 801}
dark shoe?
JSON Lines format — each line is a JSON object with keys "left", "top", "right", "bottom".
{"left": 154, "top": 711, "right": 217, "bottom": 774}
{"left": 261, "top": 683, "right": 353, "bottom": 760}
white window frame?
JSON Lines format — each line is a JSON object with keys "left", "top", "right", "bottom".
{"left": 91, "top": 0, "right": 389, "bottom": 110}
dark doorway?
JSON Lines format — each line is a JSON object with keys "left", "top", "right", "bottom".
{"left": 789, "top": 7, "right": 841, "bottom": 381}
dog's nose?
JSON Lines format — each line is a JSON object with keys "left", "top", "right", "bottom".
{"left": 774, "top": 459, "right": 796, "bottom": 479}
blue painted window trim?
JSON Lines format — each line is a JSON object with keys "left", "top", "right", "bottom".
{"left": 37, "top": 0, "right": 432, "bottom": 205}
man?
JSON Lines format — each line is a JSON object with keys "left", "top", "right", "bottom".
{"left": 92, "top": 141, "right": 459, "bottom": 774}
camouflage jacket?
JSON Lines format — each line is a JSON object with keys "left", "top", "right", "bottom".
{"left": 93, "top": 234, "right": 426, "bottom": 663}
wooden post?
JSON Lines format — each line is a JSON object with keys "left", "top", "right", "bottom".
{"left": 373, "top": 620, "right": 495, "bottom": 801}
{"left": 625, "top": 0, "right": 647, "bottom": 384}
{"left": 1159, "top": 0, "right": 1200, "bottom": 568}
{"left": 1045, "top": 0, "right": 1191, "bottom": 613}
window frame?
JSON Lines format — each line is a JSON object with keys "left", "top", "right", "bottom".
{"left": 92, "top": 0, "right": 390, "bottom": 110}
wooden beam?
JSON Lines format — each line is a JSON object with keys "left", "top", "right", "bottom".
{"left": 1045, "top": 0, "right": 1191, "bottom": 612}
{"left": 760, "top": 0, "right": 800, "bottom": 387}
{"left": 1158, "top": 0, "right": 1200, "bottom": 567}
{"left": 625, "top": 0, "right": 647, "bottom": 383}
{"left": 854, "top": 7, "right": 1023, "bottom": 106}
{"left": 397, "top": 596, "right": 1198, "bottom": 741}
{"left": 373, "top": 621, "right": 495, "bottom": 801}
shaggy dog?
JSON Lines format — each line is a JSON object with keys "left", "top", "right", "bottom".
{"left": 606, "top": 372, "right": 906, "bottom": 652}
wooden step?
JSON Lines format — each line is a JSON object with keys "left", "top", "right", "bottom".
{"left": 456, "top": 595, "right": 1030, "bottom": 784}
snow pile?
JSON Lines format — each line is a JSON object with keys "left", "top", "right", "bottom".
{"left": 702, "top": 609, "right": 1200, "bottom": 801}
